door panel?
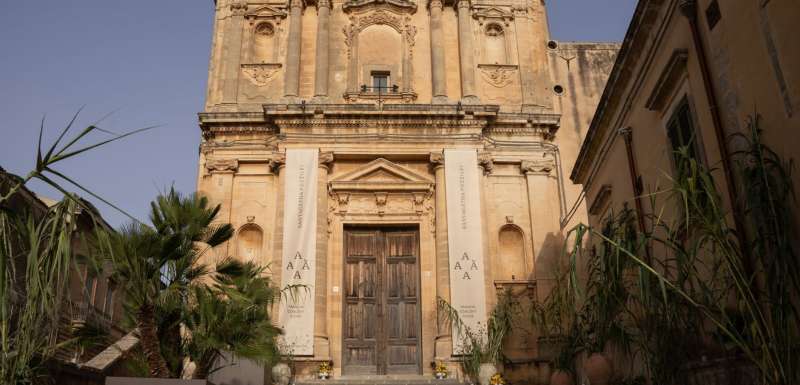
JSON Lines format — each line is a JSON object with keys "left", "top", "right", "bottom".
{"left": 343, "top": 227, "right": 420, "bottom": 375}
{"left": 343, "top": 231, "right": 380, "bottom": 374}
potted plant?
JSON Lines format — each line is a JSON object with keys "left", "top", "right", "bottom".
{"left": 437, "top": 291, "right": 517, "bottom": 385}
{"left": 433, "top": 361, "right": 449, "bottom": 380}
{"left": 317, "top": 361, "right": 332, "bottom": 380}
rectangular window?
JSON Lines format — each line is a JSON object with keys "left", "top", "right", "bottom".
{"left": 371, "top": 71, "right": 389, "bottom": 90}
{"left": 103, "top": 285, "right": 115, "bottom": 319}
{"left": 666, "top": 98, "right": 701, "bottom": 170}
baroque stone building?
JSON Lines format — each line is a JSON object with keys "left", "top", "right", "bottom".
{"left": 198, "top": 0, "right": 617, "bottom": 380}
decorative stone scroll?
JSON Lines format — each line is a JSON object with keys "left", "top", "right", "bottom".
{"left": 205, "top": 158, "right": 239, "bottom": 174}
{"left": 242, "top": 63, "right": 282, "bottom": 86}
{"left": 478, "top": 64, "right": 518, "bottom": 88}
{"left": 278, "top": 149, "right": 319, "bottom": 355}
{"left": 444, "top": 149, "right": 488, "bottom": 352}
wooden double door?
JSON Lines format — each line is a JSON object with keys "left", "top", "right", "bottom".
{"left": 342, "top": 226, "right": 421, "bottom": 375}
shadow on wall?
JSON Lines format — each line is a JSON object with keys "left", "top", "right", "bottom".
{"left": 208, "top": 353, "right": 268, "bottom": 385}
{"left": 534, "top": 231, "right": 567, "bottom": 302}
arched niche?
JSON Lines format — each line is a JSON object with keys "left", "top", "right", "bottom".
{"left": 342, "top": 10, "right": 417, "bottom": 101}
{"left": 252, "top": 22, "right": 277, "bottom": 63}
{"left": 484, "top": 23, "right": 508, "bottom": 65}
{"left": 496, "top": 224, "right": 527, "bottom": 280}
{"left": 358, "top": 24, "right": 403, "bottom": 87}
{"left": 237, "top": 224, "right": 264, "bottom": 263}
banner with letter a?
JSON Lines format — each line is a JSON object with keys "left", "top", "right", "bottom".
{"left": 444, "top": 149, "right": 488, "bottom": 352}
{"left": 278, "top": 149, "right": 319, "bottom": 355}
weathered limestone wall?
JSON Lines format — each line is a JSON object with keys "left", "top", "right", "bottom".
{"left": 205, "top": 0, "right": 560, "bottom": 110}
{"left": 197, "top": 0, "right": 620, "bottom": 381}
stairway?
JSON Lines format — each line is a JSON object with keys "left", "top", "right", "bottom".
{"left": 295, "top": 375, "right": 464, "bottom": 385}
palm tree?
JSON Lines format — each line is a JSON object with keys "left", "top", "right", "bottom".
{"left": 108, "top": 189, "right": 233, "bottom": 378}
{"left": 184, "top": 258, "right": 282, "bottom": 379}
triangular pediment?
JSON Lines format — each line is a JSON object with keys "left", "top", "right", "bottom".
{"left": 246, "top": 5, "right": 288, "bottom": 19}
{"left": 330, "top": 158, "right": 433, "bottom": 192}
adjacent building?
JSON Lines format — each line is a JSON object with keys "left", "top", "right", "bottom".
{"left": 571, "top": 0, "right": 799, "bottom": 245}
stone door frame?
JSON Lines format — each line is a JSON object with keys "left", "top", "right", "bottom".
{"left": 327, "top": 158, "right": 436, "bottom": 376}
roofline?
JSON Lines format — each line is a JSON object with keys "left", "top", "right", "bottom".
{"left": 570, "top": 0, "right": 662, "bottom": 184}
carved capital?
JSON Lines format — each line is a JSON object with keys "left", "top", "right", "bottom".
{"left": 456, "top": 0, "right": 470, "bottom": 10}
{"left": 205, "top": 158, "right": 239, "bottom": 174}
{"left": 428, "top": 0, "right": 443, "bottom": 9}
{"left": 230, "top": 2, "right": 248, "bottom": 16}
{"left": 290, "top": 0, "right": 305, "bottom": 10}
{"left": 319, "top": 151, "right": 335, "bottom": 170}
{"left": 478, "top": 152, "right": 494, "bottom": 175}
{"left": 429, "top": 151, "right": 445, "bottom": 169}
{"left": 521, "top": 159, "right": 554, "bottom": 175}
{"left": 268, "top": 153, "right": 286, "bottom": 174}
{"left": 317, "top": 0, "right": 331, "bottom": 9}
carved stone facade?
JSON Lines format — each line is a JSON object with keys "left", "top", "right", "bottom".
{"left": 199, "top": 0, "right": 619, "bottom": 382}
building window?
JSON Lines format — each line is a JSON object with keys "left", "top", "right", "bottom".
{"left": 666, "top": 98, "right": 701, "bottom": 169}
{"left": 371, "top": 71, "right": 390, "bottom": 90}
{"left": 103, "top": 284, "right": 115, "bottom": 319}
{"left": 83, "top": 268, "right": 96, "bottom": 305}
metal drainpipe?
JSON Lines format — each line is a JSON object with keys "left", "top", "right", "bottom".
{"left": 619, "top": 127, "right": 652, "bottom": 261}
{"left": 679, "top": 1, "right": 752, "bottom": 271}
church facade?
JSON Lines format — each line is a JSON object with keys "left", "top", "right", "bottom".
{"left": 198, "top": 0, "right": 617, "bottom": 379}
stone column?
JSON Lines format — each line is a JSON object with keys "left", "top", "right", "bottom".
{"left": 313, "top": 0, "right": 331, "bottom": 99}
{"left": 456, "top": 0, "right": 478, "bottom": 103}
{"left": 430, "top": 152, "right": 452, "bottom": 358}
{"left": 429, "top": 0, "right": 448, "bottom": 103}
{"left": 314, "top": 152, "right": 334, "bottom": 358}
{"left": 269, "top": 154, "right": 286, "bottom": 320}
{"left": 284, "top": 0, "right": 303, "bottom": 98}
{"left": 521, "top": 159, "right": 556, "bottom": 303}
{"left": 204, "top": 158, "right": 239, "bottom": 255}
{"left": 222, "top": 3, "right": 247, "bottom": 104}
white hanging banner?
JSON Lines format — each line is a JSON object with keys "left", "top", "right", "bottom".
{"left": 444, "top": 149, "right": 488, "bottom": 352}
{"left": 278, "top": 149, "right": 319, "bottom": 355}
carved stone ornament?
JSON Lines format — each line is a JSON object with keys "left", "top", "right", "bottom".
{"left": 245, "top": 4, "right": 288, "bottom": 23}
{"left": 429, "top": 152, "right": 445, "bottom": 168}
{"left": 521, "top": 159, "right": 555, "bottom": 175}
{"left": 242, "top": 63, "right": 282, "bottom": 86}
{"left": 205, "top": 158, "right": 239, "bottom": 174}
{"left": 319, "top": 151, "right": 335, "bottom": 168}
{"left": 230, "top": 2, "right": 248, "bottom": 16}
{"left": 342, "top": 0, "right": 417, "bottom": 13}
{"left": 343, "top": 11, "right": 414, "bottom": 57}
{"left": 472, "top": 6, "right": 514, "bottom": 26}
{"left": 478, "top": 64, "right": 518, "bottom": 88}
{"left": 267, "top": 153, "right": 286, "bottom": 173}
{"left": 478, "top": 152, "right": 494, "bottom": 175}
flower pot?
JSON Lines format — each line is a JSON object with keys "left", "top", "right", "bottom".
{"left": 478, "top": 363, "right": 498, "bottom": 385}
{"left": 272, "top": 362, "right": 292, "bottom": 385}
{"left": 584, "top": 353, "right": 612, "bottom": 385}
{"left": 549, "top": 370, "right": 573, "bottom": 385}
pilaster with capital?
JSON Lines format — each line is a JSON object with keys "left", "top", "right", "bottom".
{"left": 429, "top": 152, "right": 452, "bottom": 358}
{"left": 313, "top": 0, "right": 331, "bottom": 99}
{"left": 314, "top": 151, "right": 334, "bottom": 358}
{"left": 222, "top": 3, "right": 248, "bottom": 103}
{"left": 429, "top": 0, "right": 447, "bottom": 103}
{"left": 521, "top": 158, "right": 558, "bottom": 302}
{"left": 284, "top": 0, "right": 304, "bottom": 97}
{"left": 456, "top": 0, "right": 478, "bottom": 103}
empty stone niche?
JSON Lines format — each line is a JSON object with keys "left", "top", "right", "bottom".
{"left": 237, "top": 223, "right": 264, "bottom": 263}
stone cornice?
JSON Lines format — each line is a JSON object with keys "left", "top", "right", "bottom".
{"left": 570, "top": 0, "right": 665, "bottom": 184}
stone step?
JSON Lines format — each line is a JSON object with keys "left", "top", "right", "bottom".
{"left": 295, "top": 375, "right": 464, "bottom": 385}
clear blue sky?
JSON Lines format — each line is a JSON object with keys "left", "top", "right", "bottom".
{"left": 0, "top": 1, "right": 636, "bottom": 227}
